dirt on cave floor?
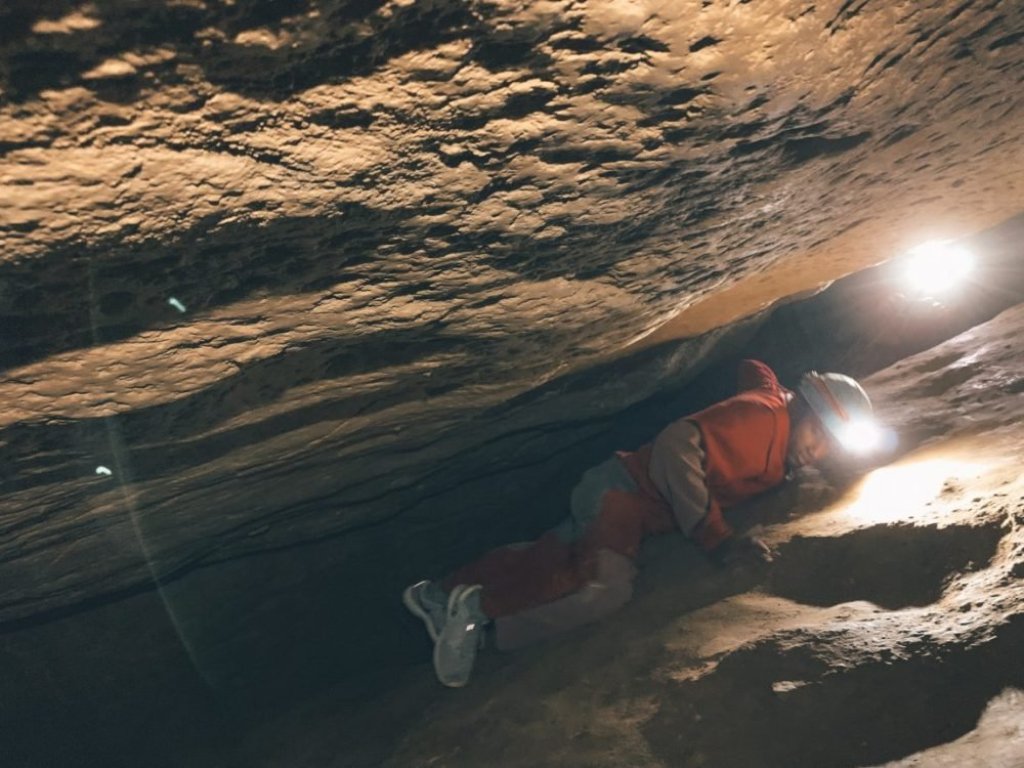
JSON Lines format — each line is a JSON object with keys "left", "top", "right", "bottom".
{"left": 214, "top": 302, "right": 1024, "bottom": 768}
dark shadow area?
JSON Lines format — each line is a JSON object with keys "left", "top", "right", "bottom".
{"left": 768, "top": 522, "right": 1004, "bottom": 609}
{"left": 0, "top": 581, "right": 245, "bottom": 768}
{"left": 0, "top": 0, "right": 87, "bottom": 46}
{"left": 644, "top": 613, "right": 1024, "bottom": 768}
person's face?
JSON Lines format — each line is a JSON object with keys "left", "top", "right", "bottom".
{"left": 788, "top": 412, "right": 832, "bottom": 468}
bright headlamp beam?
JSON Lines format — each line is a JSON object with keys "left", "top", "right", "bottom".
{"left": 902, "top": 240, "right": 974, "bottom": 296}
{"left": 837, "top": 419, "right": 883, "bottom": 455}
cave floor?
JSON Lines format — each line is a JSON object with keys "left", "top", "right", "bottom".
{"left": 220, "top": 303, "right": 1024, "bottom": 768}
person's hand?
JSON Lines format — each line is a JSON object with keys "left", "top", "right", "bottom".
{"left": 720, "top": 534, "right": 776, "bottom": 565}
{"left": 745, "top": 536, "right": 776, "bottom": 563}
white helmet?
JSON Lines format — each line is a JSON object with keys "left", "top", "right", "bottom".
{"left": 798, "top": 372, "right": 877, "bottom": 454}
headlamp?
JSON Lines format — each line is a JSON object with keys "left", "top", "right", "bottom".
{"left": 836, "top": 419, "right": 883, "bottom": 455}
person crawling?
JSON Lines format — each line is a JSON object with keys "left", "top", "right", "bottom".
{"left": 404, "top": 359, "right": 876, "bottom": 687}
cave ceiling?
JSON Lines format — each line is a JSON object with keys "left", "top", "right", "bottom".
{"left": 1, "top": 0, "right": 1023, "bottom": 623}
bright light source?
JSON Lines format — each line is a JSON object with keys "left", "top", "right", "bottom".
{"left": 902, "top": 240, "right": 974, "bottom": 296}
{"left": 837, "top": 419, "right": 883, "bottom": 455}
{"left": 840, "top": 457, "right": 987, "bottom": 525}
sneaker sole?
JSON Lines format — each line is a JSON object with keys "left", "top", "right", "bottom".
{"left": 433, "top": 585, "right": 479, "bottom": 689}
{"left": 403, "top": 583, "right": 441, "bottom": 643}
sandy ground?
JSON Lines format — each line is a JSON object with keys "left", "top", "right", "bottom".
{"left": 215, "top": 301, "right": 1024, "bottom": 768}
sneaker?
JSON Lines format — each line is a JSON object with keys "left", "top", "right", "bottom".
{"left": 433, "top": 584, "right": 485, "bottom": 688}
{"left": 402, "top": 580, "right": 447, "bottom": 642}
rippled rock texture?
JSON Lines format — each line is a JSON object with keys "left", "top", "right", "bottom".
{"left": 1, "top": 1, "right": 1023, "bottom": 762}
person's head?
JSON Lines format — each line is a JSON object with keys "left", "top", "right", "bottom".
{"left": 787, "top": 397, "right": 832, "bottom": 468}
{"left": 787, "top": 372, "right": 875, "bottom": 469}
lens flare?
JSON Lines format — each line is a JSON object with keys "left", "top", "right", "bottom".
{"left": 902, "top": 240, "right": 974, "bottom": 296}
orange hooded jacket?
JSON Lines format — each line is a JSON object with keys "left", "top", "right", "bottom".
{"left": 620, "top": 359, "right": 792, "bottom": 551}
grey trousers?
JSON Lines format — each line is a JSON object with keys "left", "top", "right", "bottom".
{"left": 492, "top": 426, "right": 710, "bottom": 651}
{"left": 495, "top": 548, "right": 636, "bottom": 651}
{"left": 494, "top": 457, "right": 639, "bottom": 651}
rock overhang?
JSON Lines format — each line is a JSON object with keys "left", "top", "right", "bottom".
{"left": 1, "top": 0, "right": 1024, "bottom": 706}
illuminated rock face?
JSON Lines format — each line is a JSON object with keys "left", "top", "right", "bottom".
{"left": 1, "top": 0, "right": 1023, "bottom": 724}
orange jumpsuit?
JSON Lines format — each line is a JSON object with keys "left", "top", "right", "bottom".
{"left": 444, "top": 360, "right": 792, "bottom": 622}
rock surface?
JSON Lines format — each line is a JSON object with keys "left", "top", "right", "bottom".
{"left": 227, "top": 301, "right": 1024, "bottom": 768}
{"left": 2, "top": 0, "right": 1024, "bottom": 765}
{"left": 2, "top": 0, "right": 1022, "bottom": 624}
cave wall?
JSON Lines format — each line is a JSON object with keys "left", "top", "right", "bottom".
{"left": 2, "top": 0, "right": 1024, "bottom": 760}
